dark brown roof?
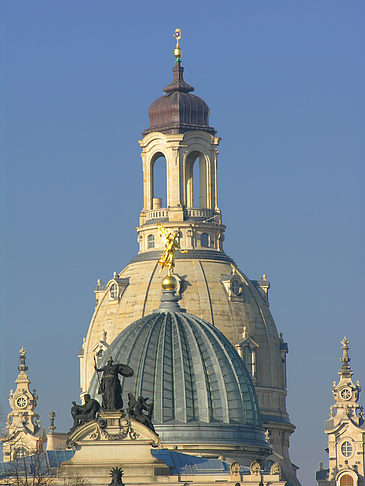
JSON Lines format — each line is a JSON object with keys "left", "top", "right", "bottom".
{"left": 143, "top": 63, "right": 216, "bottom": 136}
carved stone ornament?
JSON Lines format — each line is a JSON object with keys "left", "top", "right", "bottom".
{"left": 66, "top": 412, "right": 160, "bottom": 449}
{"left": 270, "top": 462, "right": 281, "bottom": 475}
{"left": 98, "top": 418, "right": 139, "bottom": 441}
{"left": 250, "top": 460, "right": 261, "bottom": 476}
{"left": 230, "top": 461, "right": 241, "bottom": 479}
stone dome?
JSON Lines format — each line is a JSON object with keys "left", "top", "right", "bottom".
{"left": 88, "top": 290, "right": 271, "bottom": 460}
{"left": 143, "top": 63, "right": 216, "bottom": 136}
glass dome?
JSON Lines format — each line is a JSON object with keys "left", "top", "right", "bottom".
{"left": 89, "top": 296, "right": 269, "bottom": 455}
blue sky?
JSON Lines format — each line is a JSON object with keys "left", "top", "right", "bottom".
{"left": 1, "top": 2, "right": 365, "bottom": 484}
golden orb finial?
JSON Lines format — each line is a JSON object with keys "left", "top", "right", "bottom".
{"left": 174, "top": 28, "right": 182, "bottom": 62}
{"left": 162, "top": 274, "right": 178, "bottom": 291}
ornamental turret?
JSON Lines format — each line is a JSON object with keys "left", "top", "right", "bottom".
{"left": 330, "top": 337, "right": 363, "bottom": 426}
{"left": 316, "top": 338, "right": 365, "bottom": 486}
{"left": 1, "top": 348, "right": 46, "bottom": 462}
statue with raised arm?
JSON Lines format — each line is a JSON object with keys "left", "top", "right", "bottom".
{"left": 94, "top": 356, "right": 134, "bottom": 410}
{"left": 157, "top": 222, "right": 187, "bottom": 275}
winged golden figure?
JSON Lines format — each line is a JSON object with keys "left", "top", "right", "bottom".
{"left": 157, "top": 223, "right": 187, "bottom": 275}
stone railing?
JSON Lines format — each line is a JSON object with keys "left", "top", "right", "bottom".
{"left": 144, "top": 209, "right": 169, "bottom": 221}
{"left": 144, "top": 207, "right": 218, "bottom": 222}
{"left": 184, "top": 208, "right": 215, "bottom": 220}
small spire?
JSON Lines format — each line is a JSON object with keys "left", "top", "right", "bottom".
{"left": 173, "top": 28, "right": 182, "bottom": 63}
{"left": 18, "top": 347, "right": 28, "bottom": 372}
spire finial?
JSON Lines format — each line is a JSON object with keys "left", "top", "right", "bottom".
{"left": 18, "top": 346, "right": 28, "bottom": 372}
{"left": 339, "top": 336, "right": 352, "bottom": 376}
{"left": 174, "top": 28, "right": 182, "bottom": 63}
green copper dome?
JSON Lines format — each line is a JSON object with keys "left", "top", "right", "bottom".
{"left": 88, "top": 292, "right": 270, "bottom": 458}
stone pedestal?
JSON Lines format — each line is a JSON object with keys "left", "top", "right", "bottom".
{"left": 60, "top": 411, "right": 167, "bottom": 485}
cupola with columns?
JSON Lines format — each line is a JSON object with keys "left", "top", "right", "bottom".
{"left": 137, "top": 30, "right": 224, "bottom": 255}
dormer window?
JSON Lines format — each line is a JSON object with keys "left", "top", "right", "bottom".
{"left": 231, "top": 279, "right": 242, "bottom": 296}
{"left": 242, "top": 344, "right": 254, "bottom": 378}
{"left": 110, "top": 283, "right": 118, "bottom": 300}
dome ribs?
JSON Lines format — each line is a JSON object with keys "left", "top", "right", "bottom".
{"left": 201, "top": 320, "right": 261, "bottom": 426}
{"left": 187, "top": 315, "right": 230, "bottom": 424}
{"left": 178, "top": 314, "right": 212, "bottom": 423}
{"left": 130, "top": 315, "right": 157, "bottom": 400}
{"left": 171, "top": 313, "right": 194, "bottom": 422}
{"left": 149, "top": 313, "right": 168, "bottom": 422}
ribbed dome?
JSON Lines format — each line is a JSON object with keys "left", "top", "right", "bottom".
{"left": 88, "top": 292, "right": 270, "bottom": 456}
{"left": 143, "top": 63, "right": 216, "bottom": 136}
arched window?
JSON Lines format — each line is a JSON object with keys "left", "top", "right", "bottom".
{"left": 242, "top": 345, "right": 253, "bottom": 377}
{"left": 201, "top": 233, "right": 209, "bottom": 247}
{"left": 340, "top": 474, "right": 354, "bottom": 486}
{"left": 148, "top": 234, "right": 155, "bottom": 249}
{"left": 186, "top": 151, "right": 207, "bottom": 208}
{"left": 151, "top": 153, "right": 167, "bottom": 208}
{"left": 110, "top": 283, "right": 118, "bottom": 300}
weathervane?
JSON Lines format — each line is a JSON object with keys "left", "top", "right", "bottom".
{"left": 174, "top": 28, "right": 182, "bottom": 62}
{"left": 157, "top": 223, "right": 187, "bottom": 275}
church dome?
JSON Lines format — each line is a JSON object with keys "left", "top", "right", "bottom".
{"left": 143, "top": 63, "right": 216, "bottom": 135}
{"left": 88, "top": 291, "right": 270, "bottom": 460}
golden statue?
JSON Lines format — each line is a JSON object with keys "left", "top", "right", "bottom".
{"left": 157, "top": 223, "right": 187, "bottom": 275}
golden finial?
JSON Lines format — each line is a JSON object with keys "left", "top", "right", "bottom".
{"left": 157, "top": 223, "right": 187, "bottom": 277}
{"left": 174, "top": 28, "right": 182, "bottom": 62}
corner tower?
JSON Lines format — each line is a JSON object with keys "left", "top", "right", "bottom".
{"left": 1, "top": 348, "right": 46, "bottom": 462}
{"left": 316, "top": 338, "right": 365, "bottom": 486}
{"left": 80, "top": 32, "right": 300, "bottom": 486}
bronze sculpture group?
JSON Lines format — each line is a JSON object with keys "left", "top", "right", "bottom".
{"left": 69, "top": 356, "right": 156, "bottom": 434}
